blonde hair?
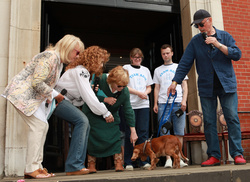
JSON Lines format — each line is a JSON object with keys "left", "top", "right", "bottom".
{"left": 66, "top": 45, "right": 110, "bottom": 76}
{"left": 47, "top": 34, "right": 84, "bottom": 64}
{"left": 107, "top": 66, "right": 129, "bottom": 86}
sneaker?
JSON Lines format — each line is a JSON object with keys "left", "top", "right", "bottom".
{"left": 234, "top": 155, "right": 246, "bottom": 165}
{"left": 142, "top": 163, "right": 151, "bottom": 169}
{"left": 201, "top": 157, "right": 220, "bottom": 167}
{"left": 180, "top": 159, "right": 188, "bottom": 168}
{"left": 125, "top": 165, "right": 134, "bottom": 171}
{"left": 164, "top": 158, "right": 172, "bottom": 168}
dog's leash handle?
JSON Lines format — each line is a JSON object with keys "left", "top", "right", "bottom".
{"left": 157, "top": 92, "right": 177, "bottom": 137}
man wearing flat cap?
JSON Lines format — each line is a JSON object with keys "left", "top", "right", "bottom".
{"left": 168, "top": 9, "right": 246, "bottom": 167}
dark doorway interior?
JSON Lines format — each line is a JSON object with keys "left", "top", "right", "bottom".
{"left": 41, "top": 1, "right": 183, "bottom": 172}
{"left": 41, "top": 1, "right": 183, "bottom": 71}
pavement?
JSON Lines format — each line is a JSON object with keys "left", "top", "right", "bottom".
{"left": 2, "top": 163, "right": 250, "bottom": 182}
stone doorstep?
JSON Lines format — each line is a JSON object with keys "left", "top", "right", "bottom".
{"left": 2, "top": 164, "right": 250, "bottom": 182}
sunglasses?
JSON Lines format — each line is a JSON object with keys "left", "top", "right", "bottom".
{"left": 194, "top": 18, "right": 209, "bottom": 28}
{"left": 74, "top": 49, "right": 80, "bottom": 55}
{"left": 117, "top": 85, "right": 127, "bottom": 88}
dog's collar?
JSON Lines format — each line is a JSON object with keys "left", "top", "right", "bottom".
{"left": 142, "top": 135, "right": 153, "bottom": 154}
{"left": 142, "top": 140, "right": 149, "bottom": 154}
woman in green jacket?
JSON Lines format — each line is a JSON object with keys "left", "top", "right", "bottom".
{"left": 82, "top": 66, "right": 138, "bottom": 172}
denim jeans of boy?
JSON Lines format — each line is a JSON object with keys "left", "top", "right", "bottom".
{"left": 54, "top": 100, "right": 90, "bottom": 172}
{"left": 200, "top": 88, "right": 243, "bottom": 159}
{"left": 124, "top": 108, "right": 150, "bottom": 167}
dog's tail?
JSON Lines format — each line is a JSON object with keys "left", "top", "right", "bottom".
{"left": 178, "top": 140, "right": 189, "bottom": 162}
{"left": 179, "top": 149, "right": 189, "bottom": 162}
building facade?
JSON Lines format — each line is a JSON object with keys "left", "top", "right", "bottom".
{"left": 221, "top": 0, "right": 250, "bottom": 162}
{"left": 0, "top": 0, "right": 249, "bottom": 177}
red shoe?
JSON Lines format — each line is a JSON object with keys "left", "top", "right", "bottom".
{"left": 201, "top": 157, "right": 220, "bottom": 167}
{"left": 234, "top": 155, "right": 246, "bottom": 165}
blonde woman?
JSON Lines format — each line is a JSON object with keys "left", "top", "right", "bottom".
{"left": 54, "top": 46, "right": 114, "bottom": 175}
{"left": 2, "top": 34, "right": 84, "bottom": 179}
{"left": 82, "top": 66, "right": 138, "bottom": 173}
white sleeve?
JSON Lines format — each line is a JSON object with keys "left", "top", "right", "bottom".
{"left": 153, "top": 69, "right": 160, "bottom": 84}
{"left": 73, "top": 68, "right": 110, "bottom": 118}
{"left": 123, "top": 64, "right": 128, "bottom": 70}
{"left": 52, "top": 89, "right": 59, "bottom": 98}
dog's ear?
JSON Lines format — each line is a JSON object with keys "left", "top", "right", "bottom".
{"left": 145, "top": 143, "right": 156, "bottom": 159}
{"left": 140, "top": 154, "right": 148, "bottom": 161}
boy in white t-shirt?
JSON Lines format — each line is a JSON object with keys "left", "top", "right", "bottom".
{"left": 153, "top": 44, "right": 188, "bottom": 168}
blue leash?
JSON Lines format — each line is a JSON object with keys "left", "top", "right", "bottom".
{"left": 157, "top": 92, "right": 177, "bottom": 137}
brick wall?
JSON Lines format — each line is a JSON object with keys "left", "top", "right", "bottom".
{"left": 221, "top": 0, "right": 250, "bottom": 161}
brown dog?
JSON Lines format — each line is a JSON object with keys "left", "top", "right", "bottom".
{"left": 131, "top": 135, "right": 189, "bottom": 170}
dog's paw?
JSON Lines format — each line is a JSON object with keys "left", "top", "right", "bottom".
{"left": 148, "top": 165, "right": 156, "bottom": 170}
{"left": 173, "top": 164, "right": 180, "bottom": 169}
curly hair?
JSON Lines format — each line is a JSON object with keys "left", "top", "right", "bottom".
{"left": 66, "top": 46, "right": 110, "bottom": 76}
{"left": 107, "top": 66, "right": 129, "bottom": 86}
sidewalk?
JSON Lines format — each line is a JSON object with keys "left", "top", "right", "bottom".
{"left": 2, "top": 163, "right": 250, "bottom": 182}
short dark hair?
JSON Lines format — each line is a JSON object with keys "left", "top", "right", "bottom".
{"left": 161, "top": 44, "right": 173, "bottom": 52}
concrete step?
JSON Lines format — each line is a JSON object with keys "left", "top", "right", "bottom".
{"left": 2, "top": 163, "right": 250, "bottom": 182}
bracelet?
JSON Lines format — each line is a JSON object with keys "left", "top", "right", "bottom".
{"left": 219, "top": 43, "right": 222, "bottom": 49}
{"left": 172, "top": 81, "right": 177, "bottom": 86}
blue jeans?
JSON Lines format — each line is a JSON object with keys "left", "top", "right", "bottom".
{"left": 124, "top": 108, "right": 150, "bottom": 167}
{"left": 158, "top": 103, "right": 186, "bottom": 136}
{"left": 53, "top": 100, "right": 90, "bottom": 172}
{"left": 200, "top": 88, "right": 243, "bottom": 159}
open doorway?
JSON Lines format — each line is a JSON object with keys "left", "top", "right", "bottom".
{"left": 41, "top": 0, "right": 183, "bottom": 172}
{"left": 41, "top": 1, "right": 183, "bottom": 71}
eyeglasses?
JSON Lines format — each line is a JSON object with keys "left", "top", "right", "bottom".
{"left": 194, "top": 18, "right": 209, "bottom": 28}
{"left": 117, "top": 85, "right": 127, "bottom": 88}
{"left": 132, "top": 57, "right": 142, "bottom": 60}
{"left": 74, "top": 49, "right": 80, "bottom": 55}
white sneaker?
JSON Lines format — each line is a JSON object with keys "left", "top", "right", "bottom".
{"left": 164, "top": 158, "right": 172, "bottom": 168}
{"left": 142, "top": 163, "right": 151, "bottom": 169}
{"left": 180, "top": 159, "right": 188, "bottom": 167}
{"left": 125, "top": 165, "right": 134, "bottom": 171}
